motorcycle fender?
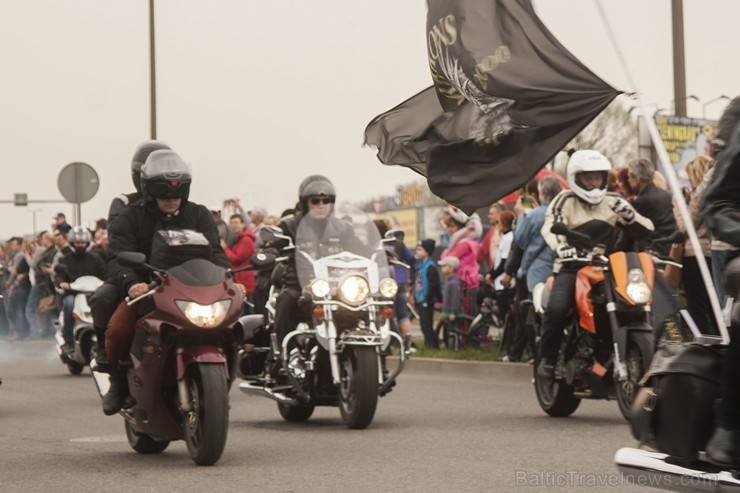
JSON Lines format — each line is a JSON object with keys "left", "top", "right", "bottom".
{"left": 616, "top": 321, "right": 653, "bottom": 361}
{"left": 177, "top": 346, "right": 228, "bottom": 380}
{"left": 237, "top": 314, "right": 264, "bottom": 344}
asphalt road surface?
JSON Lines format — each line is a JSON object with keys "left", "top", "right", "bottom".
{"left": 0, "top": 339, "right": 657, "bottom": 493}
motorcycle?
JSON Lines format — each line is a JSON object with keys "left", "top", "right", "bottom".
{"left": 532, "top": 223, "right": 655, "bottom": 420}
{"left": 54, "top": 275, "right": 104, "bottom": 375}
{"left": 90, "top": 229, "right": 250, "bottom": 465}
{"left": 237, "top": 203, "right": 407, "bottom": 429}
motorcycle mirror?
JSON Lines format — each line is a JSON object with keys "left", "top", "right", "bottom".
{"left": 117, "top": 251, "right": 148, "bottom": 269}
{"left": 259, "top": 226, "right": 294, "bottom": 246}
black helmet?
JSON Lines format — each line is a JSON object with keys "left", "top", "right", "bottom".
{"left": 68, "top": 226, "right": 91, "bottom": 255}
{"left": 140, "top": 150, "right": 192, "bottom": 202}
{"left": 131, "top": 140, "right": 171, "bottom": 193}
{"left": 298, "top": 175, "right": 336, "bottom": 202}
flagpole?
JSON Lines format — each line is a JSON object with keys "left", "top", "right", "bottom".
{"left": 593, "top": 0, "right": 727, "bottom": 343}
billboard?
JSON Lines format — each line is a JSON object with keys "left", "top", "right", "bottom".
{"left": 654, "top": 115, "right": 717, "bottom": 177}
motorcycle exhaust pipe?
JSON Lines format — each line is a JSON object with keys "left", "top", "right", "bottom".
{"left": 614, "top": 447, "right": 740, "bottom": 492}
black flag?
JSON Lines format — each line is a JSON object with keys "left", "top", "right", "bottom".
{"left": 365, "top": 0, "right": 620, "bottom": 214}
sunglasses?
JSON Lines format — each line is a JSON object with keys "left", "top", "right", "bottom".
{"left": 309, "top": 197, "right": 334, "bottom": 205}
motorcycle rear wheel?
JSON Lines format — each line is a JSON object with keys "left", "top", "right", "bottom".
{"left": 338, "top": 346, "right": 378, "bottom": 429}
{"left": 615, "top": 331, "right": 653, "bottom": 421}
{"left": 533, "top": 354, "right": 581, "bottom": 417}
{"left": 183, "top": 363, "right": 229, "bottom": 466}
{"left": 277, "top": 403, "right": 315, "bottom": 422}
{"left": 124, "top": 420, "right": 170, "bottom": 454}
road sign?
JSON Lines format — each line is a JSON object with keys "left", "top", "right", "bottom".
{"left": 57, "top": 162, "right": 99, "bottom": 203}
{"left": 14, "top": 193, "right": 28, "bottom": 206}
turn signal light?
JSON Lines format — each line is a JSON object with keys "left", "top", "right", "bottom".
{"left": 313, "top": 307, "right": 325, "bottom": 319}
{"left": 382, "top": 307, "right": 394, "bottom": 319}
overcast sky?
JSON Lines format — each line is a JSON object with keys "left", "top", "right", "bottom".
{"left": 0, "top": 0, "right": 737, "bottom": 237}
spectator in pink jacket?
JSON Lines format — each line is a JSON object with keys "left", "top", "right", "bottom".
{"left": 441, "top": 207, "right": 481, "bottom": 318}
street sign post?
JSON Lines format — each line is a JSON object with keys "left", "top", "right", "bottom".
{"left": 57, "top": 162, "right": 99, "bottom": 225}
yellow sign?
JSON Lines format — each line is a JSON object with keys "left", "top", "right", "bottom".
{"left": 397, "top": 184, "right": 422, "bottom": 207}
{"left": 386, "top": 208, "right": 418, "bottom": 247}
{"left": 655, "top": 116, "right": 717, "bottom": 167}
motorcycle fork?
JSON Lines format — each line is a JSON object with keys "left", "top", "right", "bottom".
{"left": 602, "top": 269, "right": 627, "bottom": 380}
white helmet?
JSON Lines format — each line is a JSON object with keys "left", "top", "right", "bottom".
{"left": 566, "top": 150, "right": 612, "bottom": 205}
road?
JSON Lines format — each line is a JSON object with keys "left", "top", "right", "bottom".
{"left": 0, "top": 339, "right": 656, "bottom": 493}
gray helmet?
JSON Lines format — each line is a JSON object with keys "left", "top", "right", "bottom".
{"left": 131, "top": 140, "right": 171, "bottom": 193}
{"left": 298, "top": 175, "right": 336, "bottom": 201}
{"left": 140, "top": 150, "right": 192, "bottom": 202}
{"left": 68, "top": 226, "right": 91, "bottom": 255}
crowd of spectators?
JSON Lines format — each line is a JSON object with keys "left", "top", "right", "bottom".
{"left": 1, "top": 147, "right": 728, "bottom": 353}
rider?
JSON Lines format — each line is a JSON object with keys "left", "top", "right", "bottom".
{"left": 384, "top": 228, "right": 416, "bottom": 350}
{"left": 53, "top": 226, "right": 107, "bottom": 353}
{"left": 89, "top": 140, "right": 171, "bottom": 362}
{"left": 702, "top": 96, "right": 740, "bottom": 468}
{"left": 537, "top": 150, "right": 654, "bottom": 380}
{"left": 101, "top": 150, "right": 230, "bottom": 415}
{"left": 273, "top": 175, "right": 364, "bottom": 344}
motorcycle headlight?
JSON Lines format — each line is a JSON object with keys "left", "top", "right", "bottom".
{"left": 378, "top": 278, "right": 398, "bottom": 298}
{"left": 175, "top": 299, "right": 231, "bottom": 328}
{"left": 338, "top": 275, "right": 370, "bottom": 305}
{"left": 625, "top": 269, "right": 651, "bottom": 305}
{"left": 310, "top": 279, "right": 331, "bottom": 299}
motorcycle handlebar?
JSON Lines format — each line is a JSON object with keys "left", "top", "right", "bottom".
{"left": 124, "top": 279, "right": 161, "bottom": 306}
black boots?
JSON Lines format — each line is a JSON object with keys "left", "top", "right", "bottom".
{"left": 706, "top": 426, "right": 740, "bottom": 468}
{"left": 102, "top": 367, "right": 129, "bottom": 416}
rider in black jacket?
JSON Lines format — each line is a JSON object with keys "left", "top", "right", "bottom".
{"left": 101, "top": 150, "right": 229, "bottom": 415}
{"left": 703, "top": 96, "right": 740, "bottom": 468}
{"left": 273, "top": 175, "right": 363, "bottom": 344}
{"left": 89, "top": 140, "right": 171, "bottom": 361}
{"left": 54, "top": 226, "right": 107, "bottom": 352}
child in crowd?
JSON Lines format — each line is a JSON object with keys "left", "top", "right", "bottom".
{"left": 438, "top": 256, "right": 464, "bottom": 338}
{"left": 414, "top": 239, "right": 441, "bottom": 348}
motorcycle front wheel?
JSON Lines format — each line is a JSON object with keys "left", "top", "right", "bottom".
{"left": 124, "top": 420, "right": 170, "bottom": 454}
{"left": 278, "top": 402, "right": 315, "bottom": 422}
{"left": 615, "top": 331, "right": 653, "bottom": 421}
{"left": 183, "top": 363, "right": 229, "bottom": 466}
{"left": 533, "top": 353, "right": 581, "bottom": 417}
{"left": 338, "top": 346, "right": 379, "bottom": 429}
{"left": 66, "top": 361, "right": 84, "bottom": 375}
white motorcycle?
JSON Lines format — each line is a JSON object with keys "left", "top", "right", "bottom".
{"left": 238, "top": 203, "right": 406, "bottom": 429}
{"left": 54, "top": 275, "right": 104, "bottom": 374}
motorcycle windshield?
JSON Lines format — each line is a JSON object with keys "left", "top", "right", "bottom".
{"left": 295, "top": 202, "right": 390, "bottom": 293}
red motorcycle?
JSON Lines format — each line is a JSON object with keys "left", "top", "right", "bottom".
{"left": 92, "top": 230, "right": 264, "bottom": 465}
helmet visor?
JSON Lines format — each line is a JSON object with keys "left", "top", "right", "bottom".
{"left": 147, "top": 180, "right": 190, "bottom": 199}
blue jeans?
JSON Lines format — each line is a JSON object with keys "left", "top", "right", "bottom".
{"left": 61, "top": 294, "right": 75, "bottom": 345}
{"left": 8, "top": 284, "right": 30, "bottom": 339}
{"left": 25, "top": 284, "right": 51, "bottom": 339}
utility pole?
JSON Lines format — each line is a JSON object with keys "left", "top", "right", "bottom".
{"left": 672, "top": 0, "right": 687, "bottom": 117}
{"left": 149, "top": 0, "right": 157, "bottom": 139}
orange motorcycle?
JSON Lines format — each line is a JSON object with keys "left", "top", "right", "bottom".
{"left": 533, "top": 223, "right": 655, "bottom": 420}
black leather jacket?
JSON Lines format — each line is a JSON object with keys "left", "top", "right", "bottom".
{"left": 107, "top": 200, "right": 229, "bottom": 294}
{"left": 704, "top": 121, "right": 740, "bottom": 248}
